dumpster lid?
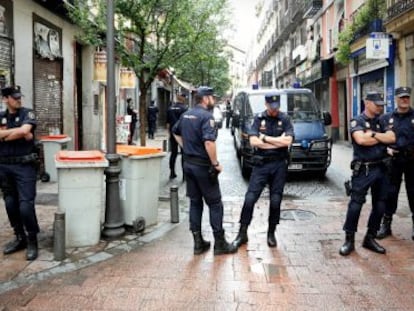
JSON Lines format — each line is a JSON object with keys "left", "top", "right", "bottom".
{"left": 116, "top": 145, "right": 162, "bottom": 156}
{"left": 56, "top": 150, "right": 106, "bottom": 162}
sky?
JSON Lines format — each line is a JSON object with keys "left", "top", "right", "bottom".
{"left": 226, "top": 0, "right": 258, "bottom": 51}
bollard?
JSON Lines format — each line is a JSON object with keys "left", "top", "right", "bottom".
{"left": 162, "top": 139, "right": 167, "bottom": 152}
{"left": 170, "top": 185, "right": 179, "bottom": 223}
{"left": 53, "top": 211, "right": 66, "bottom": 261}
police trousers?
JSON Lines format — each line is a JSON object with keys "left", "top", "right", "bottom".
{"left": 0, "top": 162, "right": 39, "bottom": 236}
{"left": 240, "top": 160, "right": 287, "bottom": 226}
{"left": 385, "top": 157, "right": 414, "bottom": 217}
{"left": 184, "top": 161, "right": 223, "bottom": 232}
{"left": 343, "top": 165, "right": 388, "bottom": 233}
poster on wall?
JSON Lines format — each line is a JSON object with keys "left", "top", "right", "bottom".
{"left": 34, "top": 22, "right": 62, "bottom": 60}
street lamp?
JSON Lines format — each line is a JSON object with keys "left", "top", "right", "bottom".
{"left": 102, "top": 0, "right": 125, "bottom": 238}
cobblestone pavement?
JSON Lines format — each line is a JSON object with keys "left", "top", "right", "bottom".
{"left": 0, "top": 128, "right": 413, "bottom": 310}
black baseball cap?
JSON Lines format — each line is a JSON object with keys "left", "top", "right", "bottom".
{"left": 1, "top": 86, "right": 23, "bottom": 99}
{"left": 365, "top": 92, "right": 385, "bottom": 106}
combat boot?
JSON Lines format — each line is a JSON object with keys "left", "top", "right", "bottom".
{"left": 213, "top": 230, "right": 237, "bottom": 255}
{"left": 376, "top": 215, "right": 392, "bottom": 239}
{"left": 233, "top": 224, "right": 248, "bottom": 248}
{"left": 267, "top": 223, "right": 277, "bottom": 248}
{"left": 3, "top": 233, "right": 27, "bottom": 255}
{"left": 26, "top": 234, "right": 38, "bottom": 261}
{"left": 192, "top": 231, "right": 210, "bottom": 255}
{"left": 362, "top": 230, "right": 386, "bottom": 254}
{"left": 339, "top": 232, "right": 355, "bottom": 256}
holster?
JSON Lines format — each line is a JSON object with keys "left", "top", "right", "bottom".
{"left": 350, "top": 160, "right": 362, "bottom": 177}
{"left": 251, "top": 155, "right": 264, "bottom": 166}
{"left": 344, "top": 180, "right": 352, "bottom": 196}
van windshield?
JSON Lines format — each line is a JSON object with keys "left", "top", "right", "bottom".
{"left": 287, "top": 93, "right": 319, "bottom": 121}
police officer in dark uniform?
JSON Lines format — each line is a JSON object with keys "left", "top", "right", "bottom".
{"left": 225, "top": 100, "right": 232, "bottom": 128}
{"left": 147, "top": 101, "right": 158, "bottom": 139}
{"left": 339, "top": 92, "right": 396, "bottom": 256}
{"left": 126, "top": 98, "right": 138, "bottom": 145}
{"left": 233, "top": 93, "right": 294, "bottom": 248}
{"left": 172, "top": 86, "right": 237, "bottom": 256}
{"left": 0, "top": 86, "right": 40, "bottom": 261}
{"left": 166, "top": 93, "right": 187, "bottom": 179}
{"left": 377, "top": 87, "right": 414, "bottom": 240}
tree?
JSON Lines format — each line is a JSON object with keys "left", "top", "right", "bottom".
{"left": 68, "top": 0, "right": 229, "bottom": 146}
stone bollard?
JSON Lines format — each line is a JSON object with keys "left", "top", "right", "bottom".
{"left": 170, "top": 185, "right": 179, "bottom": 223}
{"left": 53, "top": 211, "right": 66, "bottom": 261}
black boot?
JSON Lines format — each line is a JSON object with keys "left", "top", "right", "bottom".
{"left": 376, "top": 215, "right": 392, "bottom": 239}
{"left": 233, "top": 224, "right": 248, "bottom": 248}
{"left": 339, "top": 232, "right": 355, "bottom": 256}
{"left": 26, "top": 236, "right": 38, "bottom": 261}
{"left": 192, "top": 231, "right": 210, "bottom": 255}
{"left": 363, "top": 230, "right": 386, "bottom": 254}
{"left": 3, "top": 233, "right": 27, "bottom": 255}
{"left": 267, "top": 223, "right": 277, "bottom": 248}
{"left": 213, "top": 230, "right": 237, "bottom": 255}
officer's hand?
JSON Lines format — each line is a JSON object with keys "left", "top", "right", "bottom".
{"left": 215, "top": 164, "right": 223, "bottom": 174}
{"left": 387, "top": 147, "right": 398, "bottom": 156}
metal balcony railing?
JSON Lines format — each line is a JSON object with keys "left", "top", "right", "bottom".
{"left": 386, "top": 0, "right": 414, "bottom": 21}
{"left": 303, "top": 0, "right": 323, "bottom": 18}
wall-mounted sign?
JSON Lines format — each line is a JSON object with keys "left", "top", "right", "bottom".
{"left": 93, "top": 50, "right": 107, "bottom": 82}
{"left": 119, "top": 68, "right": 136, "bottom": 89}
{"left": 366, "top": 38, "right": 390, "bottom": 59}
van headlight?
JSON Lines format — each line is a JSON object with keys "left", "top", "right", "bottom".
{"left": 311, "top": 141, "right": 328, "bottom": 150}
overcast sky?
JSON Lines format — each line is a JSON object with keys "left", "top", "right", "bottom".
{"left": 226, "top": 0, "right": 258, "bottom": 51}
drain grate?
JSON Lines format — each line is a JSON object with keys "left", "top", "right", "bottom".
{"left": 280, "top": 209, "right": 315, "bottom": 221}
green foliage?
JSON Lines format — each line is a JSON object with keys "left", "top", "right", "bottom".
{"left": 335, "top": 0, "right": 386, "bottom": 65}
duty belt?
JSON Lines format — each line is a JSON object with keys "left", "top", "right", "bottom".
{"left": 0, "top": 153, "right": 38, "bottom": 164}
{"left": 183, "top": 155, "right": 211, "bottom": 167}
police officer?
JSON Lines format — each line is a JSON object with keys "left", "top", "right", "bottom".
{"left": 339, "top": 92, "right": 395, "bottom": 256}
{"left": 377, "top": 87, "right": 414, "bottom": 240}
{"left": 166, "top": 93, "right": 187, "bottom": 179}
{"left": 172, "top": 86, "right": 237, "bottom": 256}
{"left": 147, "top": 101, "right": 158, "bottom": 139}
{"left": 0, "top": 86, "right": 39, "bottom": 261}
{"left": 126, "top": 98, "right": 138, "bottom": 145}
{"left": 233, "top": 93, "right": 294, "bottom": 248}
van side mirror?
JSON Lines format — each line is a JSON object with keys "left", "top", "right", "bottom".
{"left": 322, "top": 111, "right": 332, "bottom": 126}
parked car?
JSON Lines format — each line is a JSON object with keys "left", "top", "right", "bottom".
{"left": 213, "top": 106, "right": 223, "bottom": 129}
{"left": 231, "top": 88, "right": 332, "bottom": 179}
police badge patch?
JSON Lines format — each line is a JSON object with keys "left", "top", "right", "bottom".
{"left": 209, "top": 119, "right": 215, "bottom": 128}
{"left": 1, "top": 118, "right": 6, "bottom": 125}
{"left": 365, "top": 122, "right": 370, "bottom": 128}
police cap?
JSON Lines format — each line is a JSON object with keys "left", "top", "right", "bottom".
{"left": 264, "top": 93, "right": 280, "bottom": 109}
{"left": 197, "top": 86, "right": 214, "bottom": 97}
{"left": 395, "top": 86, "right": 411, "bottom": 97}
{"left": 365, "top": 92, "right": 385, "bottom": 106}
{"left": 1, "top": 86, "right": 23, "bottom": 99}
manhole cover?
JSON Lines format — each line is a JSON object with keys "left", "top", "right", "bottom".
{"left": 280, "top": 209, "right": 315, "bottom": 221}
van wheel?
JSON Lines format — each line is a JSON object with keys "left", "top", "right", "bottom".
{"left": 241, "top": 156, "right": 251, "bottom": 179}
{"left": 317, "top": 169, "right": 327, "bottom": 179}
{"left": 234, "top": 137, "right": 241, "bottom": 158}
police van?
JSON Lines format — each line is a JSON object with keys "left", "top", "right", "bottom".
{"left": 231, "top": 88, "right": 332, "bottom": 178}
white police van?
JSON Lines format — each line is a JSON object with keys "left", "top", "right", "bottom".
{"left": 231, "top": 88, "right": 332, "bottom": 179}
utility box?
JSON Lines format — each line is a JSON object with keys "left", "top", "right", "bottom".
{"left": 40, "top": 135, "right": 71, "bottom": 182}
{"left": 117, "top": 145, "right": 166, "bottom": 230}
{"left": 55, "top": 150, "right": 108, "bottom": 248}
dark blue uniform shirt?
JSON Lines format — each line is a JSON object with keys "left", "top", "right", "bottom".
{"left": 166, "top": 102, "right": 187, "bottom": 132}
{"left": 350, "top": 113, "right": 388, "bottom": 161}
{"left": 147, "top": 106, "right": 158, "bottom": 122}
{"left": 248, "top": 110, "right": 294, "bottom": 157}
{"left": 0, "top": 108, "right": 36, "bottom": 157}
{"left": 172, "top": 104, "right": 216, "bottom": 161}
{"left": 380, "top": 108, "right": 414, "bottom": 151}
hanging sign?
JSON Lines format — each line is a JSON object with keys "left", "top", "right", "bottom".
{"left": 93, "top": 50, "right": 107, "bottom": 82}
{"left": 120, "top": 68, "right": 136, "bottom": 89}
{"left": 366, "top": 37, "right": 390, "bottom": 59}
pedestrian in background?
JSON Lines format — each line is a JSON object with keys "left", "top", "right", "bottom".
{"left": 126, "top": 98, "right": 138, "bottom": 145}
{"left": 377, "top": 87, "right": 414, "bottom": 240}
{"left": 0, "top": 86, "right": 40, "bottom": 261}
{"left": 339, "top": 92, "right": 395, "bottom": 256}
{"left": 225, "top": 100, "right": 232, "bottom": 129}
{"left": 233, "top": 93, "right": 294, "bottom": 248}
{"left": 147, "top": 100, "right": 158, "bottom": 139}
{"left": 172, "top": 86, "right": 237, "bottom": 256}
{"left": 166, "top": 93, "right": 187, "bottom": 179}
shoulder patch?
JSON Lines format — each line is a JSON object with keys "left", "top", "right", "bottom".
{"left": 389, "top": 118, "right": 394, "bottom": 124}
{"left": 350, "top": 120, "right": 357, "bottom": 128}
{"left": 209, "top": 119, "right": 215, "bottom": 128}
{"left": 28, "top": 111, "right": 36, "bottom": 120}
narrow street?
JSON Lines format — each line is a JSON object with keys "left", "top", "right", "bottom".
{"left": 1, "top": 127, "right": 414, "bottom": 310}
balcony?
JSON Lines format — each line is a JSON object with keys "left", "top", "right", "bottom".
{"left": 352, "top": 19, "right": 384, "bottom": 42}
{"left": 303, "top": 0, "right": 323, "bottom": 19}
{"left": 386, "top": 0, "right": 414, "bottom": 21}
